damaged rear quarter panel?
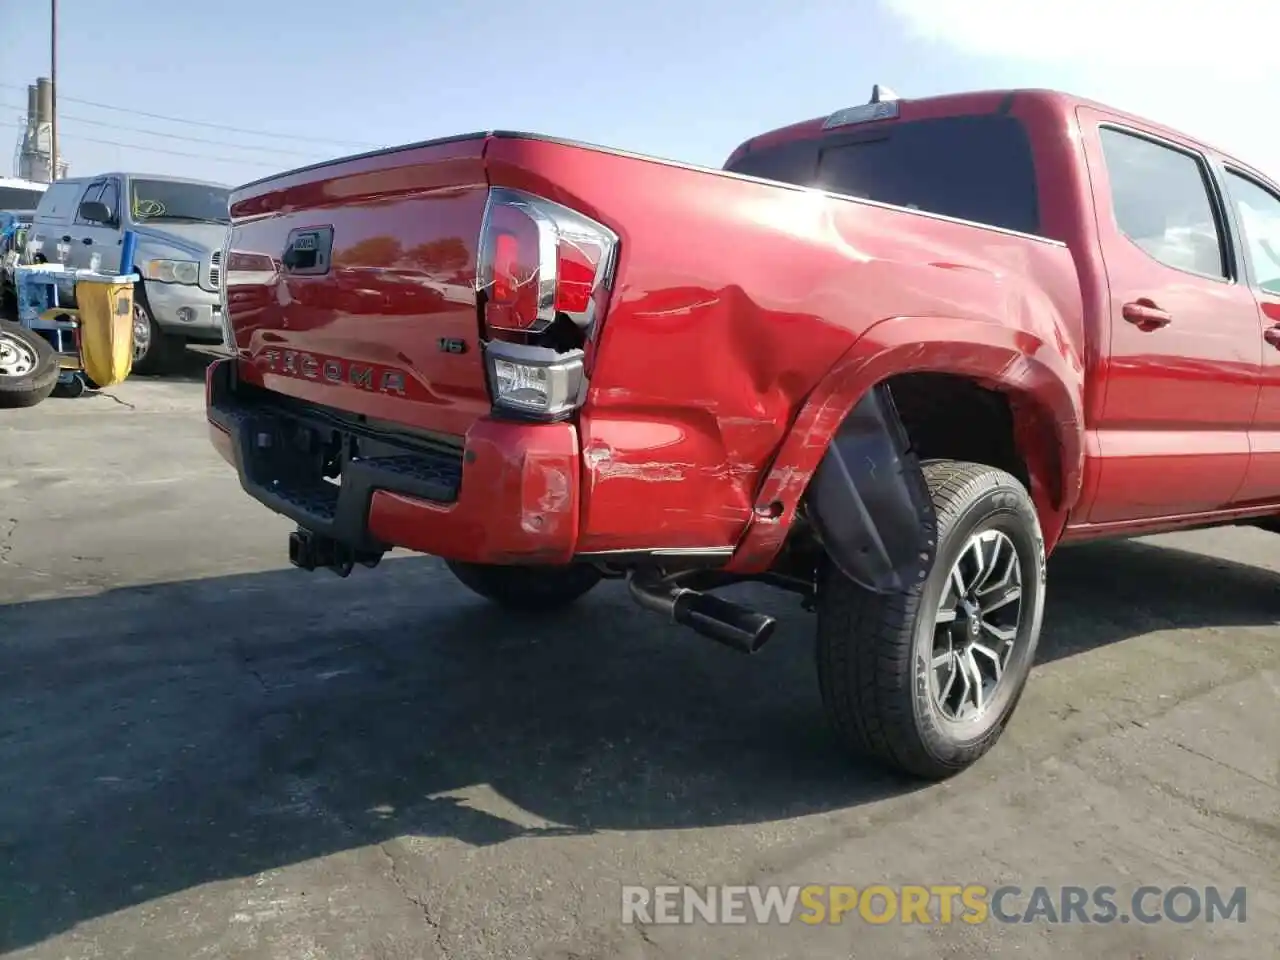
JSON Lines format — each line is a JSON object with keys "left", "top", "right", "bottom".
{"left": 484, "top": 138, "right": 1084, "bottom": 557}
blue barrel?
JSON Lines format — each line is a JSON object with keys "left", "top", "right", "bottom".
{"left": 119, "top": 230, "right": 139, "bottom": 276}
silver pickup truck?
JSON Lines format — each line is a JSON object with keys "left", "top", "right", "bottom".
{"left": 24, "top": 173, "right": 229, "bottom": 374}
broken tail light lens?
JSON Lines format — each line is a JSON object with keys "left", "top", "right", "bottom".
{"left": 475, "top": 187, "right": 619, "bottom": 419}
{"left": 482, "top": 201, "right": 545, "bottom": 332}
{"left": 476, "top": 187, "right": 618, "bottom": 337}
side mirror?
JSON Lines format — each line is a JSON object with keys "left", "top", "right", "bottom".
{"left": 79, "top": 200, "right": 112, "bottom": 224}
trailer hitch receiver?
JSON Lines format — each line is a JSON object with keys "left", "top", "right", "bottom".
{"left": 288, "top": 528, "right": 383, "bottom": 578}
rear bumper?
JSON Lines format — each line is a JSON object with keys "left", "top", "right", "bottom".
{"left": 206, "top": 359, "right": 580, "bottom": 564}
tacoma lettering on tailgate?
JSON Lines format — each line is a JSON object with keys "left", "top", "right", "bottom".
{"left": 258, "top": 348, "right": 408, "bottom": 396}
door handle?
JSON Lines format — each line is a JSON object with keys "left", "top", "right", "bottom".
{"left": 1122, "top": 299, "right": 1173, "bottom": 331}
{"left": 1265, "top": 326, "right": 1280, "bottom": 349}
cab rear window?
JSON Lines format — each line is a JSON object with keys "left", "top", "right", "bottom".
{"left": 726, "top": 114, "right": 1041, "bottom": 236}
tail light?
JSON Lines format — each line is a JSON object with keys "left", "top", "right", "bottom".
{"left": 475, "top": 187, "right": 619, "bottom": 420}
{"left": 214, "top": 228, "right": 234, "bottom": 355}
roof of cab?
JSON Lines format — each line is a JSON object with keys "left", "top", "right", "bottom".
{"left": 43, "top": 172, "right": 232, "bottom": 189}
{"left": 731, "top": 88, "right": 1276, "bottom": 186}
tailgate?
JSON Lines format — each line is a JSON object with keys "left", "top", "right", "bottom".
{"left": 224, "top": 135, "right": 492, "bottom": 439}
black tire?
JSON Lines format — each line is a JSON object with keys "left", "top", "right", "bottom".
{"left": 0, "top": 321, "right": 59, "bottom": 408}
{"left": 130, "top": 287, "right": 187, "bottom": 376}
{"left": 445, "top": 560, "right": 602, "bottom": 612}
{"left": 52, "top": 373, "right": 88, "bottom": 399}
{"left": 816, "top": 460, "right": 1046, "bottom": 780}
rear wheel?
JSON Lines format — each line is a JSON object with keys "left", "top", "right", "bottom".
{"left": 0, "top": 321, "right": 58, "bottom": 408}
{"left": 815, "top": 460, "right": 1046, "bottom": 780}
{"left": 446, "top": 560, "right": 602, "bottom": 612}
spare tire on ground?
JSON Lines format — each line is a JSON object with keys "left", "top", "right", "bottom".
{"left": 0, "top": 320, "right": 59, "bottom": 409}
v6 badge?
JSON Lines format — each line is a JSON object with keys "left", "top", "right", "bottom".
{"left": 438, "top": 337, "right": 468, "bottom": 355}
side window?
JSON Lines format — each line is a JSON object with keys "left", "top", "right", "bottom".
{"left": 74, "top": 182, "right": 105, "bottom": 224}
{"left": 1099, "top": 127, "right": 1226, "bottom": 280}
{"left": 1224, "top": 171, "right": 1280, "bottom": 295}
{"left": 98, "top": 180, "right": 120, "bottom": 222}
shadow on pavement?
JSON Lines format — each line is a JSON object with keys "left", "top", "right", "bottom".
{"left": 138, "top": 346, "right": 219, "bottom": 383}
{"left": 0, "top": 537, "right": 1275, "bottom": 950}
{"left": 1036, "top": 537, "right": 1280, "bottom": 662}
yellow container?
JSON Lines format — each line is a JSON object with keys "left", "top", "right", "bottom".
{"left": 74, "top": 273, "right": 136, "bottom": 388}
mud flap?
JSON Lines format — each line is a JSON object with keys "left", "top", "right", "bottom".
{"left": 806, "top": 384, "right": 938, "bottom": 593}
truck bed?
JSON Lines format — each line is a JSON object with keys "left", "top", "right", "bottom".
{"left": 218, "top": 129, "right": 1084, "bottom": 558}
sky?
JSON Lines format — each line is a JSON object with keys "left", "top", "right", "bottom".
{"left": 2, "top": 0, "right": 1276, "bottom": 187}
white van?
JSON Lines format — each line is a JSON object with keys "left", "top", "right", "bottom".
{"left": 0, "top": 177, "right": 49, "bottom": 212}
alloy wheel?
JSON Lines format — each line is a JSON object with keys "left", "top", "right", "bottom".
{"left": 929, "top": 528, "right": 1025, "bottom": 722}
{"left": 132, "top": 303, "right": 152, "bottom": 362}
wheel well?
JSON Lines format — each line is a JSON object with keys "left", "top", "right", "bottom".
{"left": 884, "top": 372, "right": 1032, "bottom": 493}
{"left": 775, "top": 372, "right": 1064, "bottom": 587}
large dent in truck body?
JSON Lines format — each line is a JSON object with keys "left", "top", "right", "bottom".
{"left": 568, "top": 222, "right": 1082, "bottom": 562}
{"left": 575, "top": 282, "right": 854, "bottom": 552}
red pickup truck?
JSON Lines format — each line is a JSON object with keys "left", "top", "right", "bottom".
{"left": 207, "top": 86, "right": 1280, "bottom": 780}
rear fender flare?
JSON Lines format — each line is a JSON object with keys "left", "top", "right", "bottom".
{"left": 724, "top": 315, "right": 1085, "bottom": 575}
{"left": 805, "top": 382, "right": 938, "bottom": 593}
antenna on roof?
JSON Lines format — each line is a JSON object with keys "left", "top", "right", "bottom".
{"left": 870, "top": 85, "right": 900, "bottom": 103}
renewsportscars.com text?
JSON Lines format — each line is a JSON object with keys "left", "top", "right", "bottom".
{"left": 621, "top": 884, "right": 1248, "bottom": 926}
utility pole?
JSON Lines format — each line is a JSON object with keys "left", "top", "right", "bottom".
{"left": 50, "top": 0, "right": 58, "bottom": 181}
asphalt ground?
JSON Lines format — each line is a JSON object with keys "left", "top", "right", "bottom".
{"left": 1, "top": 355, "right": 1277, "bottom": 959}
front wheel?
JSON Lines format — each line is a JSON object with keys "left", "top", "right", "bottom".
{"left": 816, "top": 460, "right": 1046, "bottom": 780}
{"left": 445, "top": 560, "right": 602, "bottom": 612}
{"left": 130, "top": 289, "right": 187, "bottom": 376}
